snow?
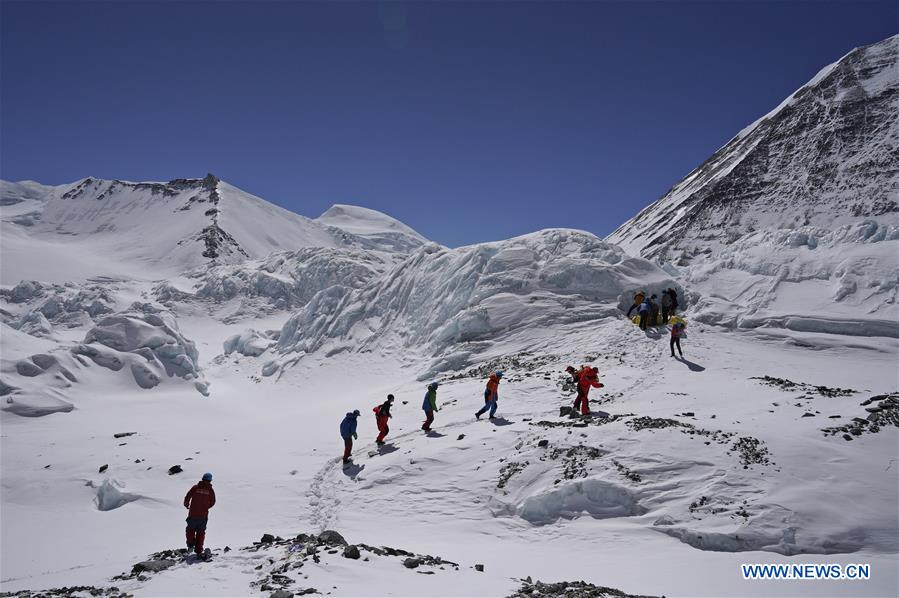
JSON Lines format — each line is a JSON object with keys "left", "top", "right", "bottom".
{"left": 2, "top": 35, "right": 898, "bottom": 597}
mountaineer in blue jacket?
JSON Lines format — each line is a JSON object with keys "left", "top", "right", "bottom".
{"left": 637, "top": 298, "right": 651, "bottom": 331}
{"left": 340, "top": 410, "right": 360, "bottom": 464}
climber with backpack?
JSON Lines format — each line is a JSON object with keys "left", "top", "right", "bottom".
{"left": 627, "top": 291, "right": 646, "bottom": 318}
{"left": 576, "top": 366, "right": 603, "bottom": 416}
{"left": 476, "top": 371, "right": 503, "bottom": 420}
{"left": 374, "top": 394, "right": 394, "bottom": 445}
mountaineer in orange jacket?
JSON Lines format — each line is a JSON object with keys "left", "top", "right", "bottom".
{"left": 475, "top": 371, "right": 503, "bottom": 420}
{"left": 184, "top": 473, "right": 216, "bottom": 557}
{"left": 576, "top": 367, "right": 603, "bottom": 416}
{"left": 374, "top": 394, "right": 394, "bottom": 445}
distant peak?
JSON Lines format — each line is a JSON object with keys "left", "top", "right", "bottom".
{"left": 317, "top": 204, "right": 425, "bottom": 241}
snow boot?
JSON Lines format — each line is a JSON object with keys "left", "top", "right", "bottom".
{"left": 475, "top": 412, "right": 481, "bottom": 420}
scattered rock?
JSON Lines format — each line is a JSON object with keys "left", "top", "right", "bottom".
{"left": 843, "top": 434, "right": 853, "bottom": 441}
{"left": 168, "top": 465, "right": 183, "bottom": 475}
{"left": 457, "top": 434, "right": 465, "bottom": 440}
{"left": 113, "top": 432, "right": 136, "bottom": 439}
{"left": 343, "top": 545, "right": 360, "bottom": 559}
{"left": 802, "top": 412, "right": 815, "bottom": 418}
{"left": 318, "top": 530, "right": 347, "bottom": 546}
{"left": 475, "top": 564, "right": 484, "bottom": 572}
{"left": 270, "top": 591, "right": 294, "bottom": 598}
{"left": 403, "top": 558, "right": 421, "bottom": 569}
{"left": 260, "top": 534, "right": 276, "bottom": 543}
{"left": 132, "top": 559, "right": 176, "bottom": 574}
{"left": 537, "top": 439, "right": 549, "bottom": 448}
{"left": 98, "top": 464, "right": 108, "bottom": 473}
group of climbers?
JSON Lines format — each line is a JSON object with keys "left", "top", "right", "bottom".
{"left": 627, "top": 288, "right": 679, "bottom": 330}
{"left": 339, "top": 371, "right": 508, "bottom": 464}
{"left": 179, "top": 286, "right": 691, "bottom": 554}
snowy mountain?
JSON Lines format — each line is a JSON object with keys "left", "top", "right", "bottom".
{"left": 607, "top": 34, "right": 899, "bottom": 337}
{"left": 2, "top": 36, "right": 899, "bottom": 598}
{"left": 0, "top": 174, "right": 425, "bottom": 284}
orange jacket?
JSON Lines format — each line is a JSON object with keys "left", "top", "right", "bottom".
{"left": 485, "top": 374, "right": 500, "bottom": 401}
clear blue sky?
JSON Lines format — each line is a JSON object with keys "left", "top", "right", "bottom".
{"left": 1, "top": 1, "right": 895, "bottom": 247}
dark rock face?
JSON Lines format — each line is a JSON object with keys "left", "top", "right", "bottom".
{"left": 508, "top": 579, "right": 660, "bottom": 597}
{"left": 343, "top": 545, "right": 360, "bottom": 559}
{"left": 132, "top": 559, "right": 176, "bottom": 574}
{"left": 317, "top": 530, "right": 347, "bottom": 546}
{"left": 608, "top": 34, "right": 899, "bottom": 263}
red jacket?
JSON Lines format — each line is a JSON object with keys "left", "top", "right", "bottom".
{"left": 485, "top": 374, "right": 500, "bottom": 401}
{"left": 578, "top": 368, "right": 602, "bottom": 397}
{"left": 184, "top": 480, "right": 216, "bottom": 518}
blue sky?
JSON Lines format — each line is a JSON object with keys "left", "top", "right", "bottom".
{"left": 1, "top": 0, "right": 895, "bottom": 247}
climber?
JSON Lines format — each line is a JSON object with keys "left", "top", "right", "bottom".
{"left": 374, "top": 394, "right": 394, "bottom": 445}
{"left": 476, "top": 371, "right": 503, "bottom": 420}
{"left": 340, "top": 410, "right": 360, "bottom": 464}
{"left": 637, "top": 297, "right": 651, "bottom": 330}
{"left": 668, "top": 288, "right": 680, "bottom": 317}
{"left": 671, "top": 320, "right": 686, "bottom": 358}
{"left": 422, "top": 382, "right": 439, "bottom": 431}
{"left": 626, "top": 291, "right": 646, "bottom": 318}
{"left": 649, "top": 294, "right": 660, "bottom": 326}
{"left": 567, "top": 365, "right": 586, "bottom": 412}
{"left": 184, "top": 473, "right": 216, "bottom": 559}
{"left": 661, "top": 289, "right": 673, "bottom": 324}
{"left": 577, "top": 366, "right": 603, "bottom": 415}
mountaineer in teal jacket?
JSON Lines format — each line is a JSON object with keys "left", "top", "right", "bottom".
{"left": 422, "top": 382, "right": 439, "bottom": 432}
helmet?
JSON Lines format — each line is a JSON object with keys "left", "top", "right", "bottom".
{"left": 352, "top": 409, "right": 361, "bottom": 416}
{"left": 428, "top": 382, "right": 439, "bottom": 389}
{"left": 387, "top": 394, "right": 395, "bottom": 401}
{"left": 495, "top": 371, "right": 503, "bottom": 378}
{"left": 202, "top": 472, "right": 213, "bottom": 482}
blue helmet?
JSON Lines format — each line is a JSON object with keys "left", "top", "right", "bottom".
{"left": 495, "top": 371, "right": 503, "bottom": 378}
{"left": 202, "top": 472, "right": 213, "bottom": 482}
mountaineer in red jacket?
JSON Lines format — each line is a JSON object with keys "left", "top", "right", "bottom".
{"left": 576, "top": 366, "right": 603, "bottom": 416}
{"left": 184, "top": 473, "right": 216, "bottom": 558}
{"left": 374, "top": 394, "right": 394, "bottom": 445}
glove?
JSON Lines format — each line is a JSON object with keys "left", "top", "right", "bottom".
{"left": 598, "top": 383, "right": 605, "bottom": 388}
{"left": 353, "top": 433, "right": 358, "bottom": 440}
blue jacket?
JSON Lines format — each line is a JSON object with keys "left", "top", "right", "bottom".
{"left": 340, "top": 413, "right": 359, "bottom": 438}
{"left": 637, "top": 300, "right": 651, "bottom": 314}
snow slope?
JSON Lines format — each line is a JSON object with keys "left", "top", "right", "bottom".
{"left": 607, "top": 34, "right": 899, "bottom": 337}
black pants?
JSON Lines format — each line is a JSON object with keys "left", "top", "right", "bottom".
{"left": 639, "top": 313, "right": 649, "bottom": 330}
{"left": 661, "top": 307, "right": 670, "bottom": 324}
{"left": 670, "top": 337, "right": 682, "bottom": 357}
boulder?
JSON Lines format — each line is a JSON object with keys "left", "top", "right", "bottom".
{"left": 403, "top": 558, "right": 421, "bottom": 569}
{"left": 318, "top": 530, "right": 347, "bottom": 546}
{"left": 343, "top": 545, "right": 361, "bottom": 559}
